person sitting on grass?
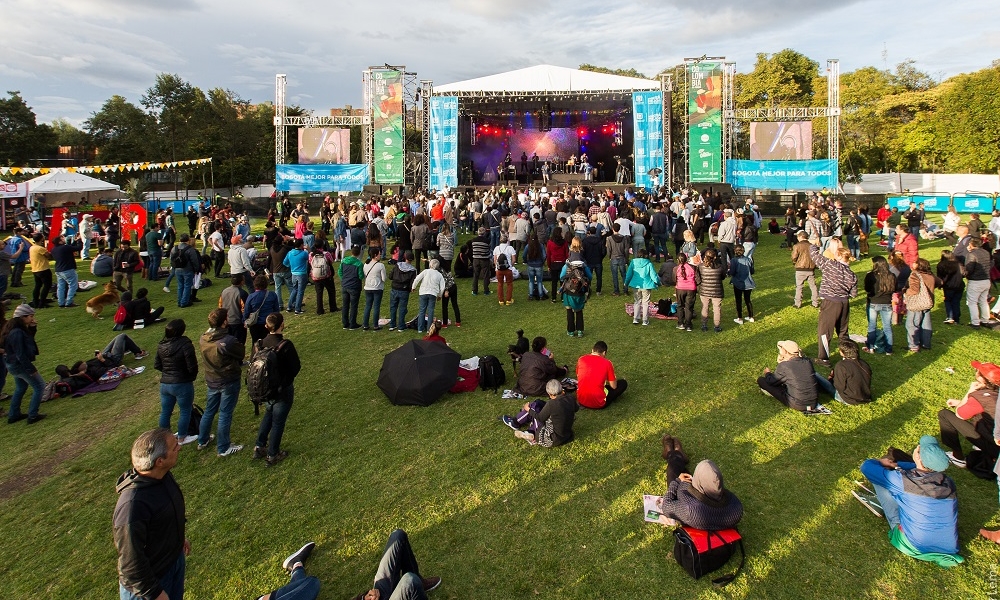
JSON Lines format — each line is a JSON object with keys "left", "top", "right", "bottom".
{"left": 513, "top": 337, "right": 567, "bottom": 397}
{"left": 937, "top": 360, "right": 999, "bottom": 471}
{"left": 814, "top": 339, "right": 872, "bottom": 405}
{"left": 422, "top": 320, "right": 447, "bottom": 345}
{"left": 575, "top": 340, "right": 627, "bottom": 409}
{"left": 855, "top": 436, "right": 962, "bottom": 567}
{"left": 656, "top": 434, "right": 743, "bottom": 530}
{"left": 349, "top": 529, "right": 441, "bottom": 600}
{"left": 501, "top": 379, "right": 579, "bottom": 447}
{"left": 757, "top": 340, "right": 819, "bottom": 412}
{"left": 255, "top": 541, "right": 321, "bottom": 600}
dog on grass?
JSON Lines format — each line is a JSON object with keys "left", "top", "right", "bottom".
{"left": 507, "top": 329, "right": 529, "bottom": 371}
{"left": 85, "top": 282, "right": 120, "bottom": 319}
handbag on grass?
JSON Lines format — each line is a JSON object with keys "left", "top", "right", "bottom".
{"left": 672, "top": 526, "right": 744, "bottom": 586}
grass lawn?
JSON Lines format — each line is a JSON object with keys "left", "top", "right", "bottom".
{"left": 1, "top": 227, "right": 999, "bottom": 599}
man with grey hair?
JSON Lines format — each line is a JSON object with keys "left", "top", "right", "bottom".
{"left": 114, "top": 428, "right": 189, "bottom": 600}
{"left": 500, "top": 379, "right": 579, "bottom": 447}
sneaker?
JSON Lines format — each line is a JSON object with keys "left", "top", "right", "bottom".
{"left": 507, "top": 300, "right": 513, "bottom": 305}
{"left": 282, "top": 541, "right": 316, "bottom": 571}
{"left": 499, "top": 300, "right": 505, "bottom": 305}
{"left": 197, "top": 434, "right": 215, "bottom": 450}
{"left": 500, "top": 415, "right": 518, "bottom": 430}
{"left": 676, "top": 324, "right": 685, "bottom": 330}
{"left": 218, "top": 444, "right": 243, "bottom": 457}
{"left": 851, "top": 490, "right": 884, "bottom": 518}
{"left": 733, "top": 318, "right": 744, "bottom": 325}
{"left": 178, "top": 434, "right": 199, "bottom": 446}
{"left": 759, "top": 387, "right": 774, "bottom": 398}
{"left": 642, "top": 321, "right": 649, "bottom": 326}
{"left": 422, "top": 576, "right": 442, "bottom": 592}
{"left": 633, "top": 320, "right": 640, "bottom": 325}
{"left": 162, "top": 287, "right": 170, "bottom": 293}
{"left": 714, "top": 326, "right": 722, "bottom": 333}
{"left": 252, "top": 446, "right": 266, "bottom": 460}
{"left": 7, "top": 413, "right": 27, "bottom": 424}
{"left": 26, "top": 413, "right": 46, "bottom": 424}
{"left": 814, "top": 358, "right": 831, "bottom": 367}
{"left": 945, "top": 451, "right": 967, "bottom": 468}
{"left": 685, "top": 326, "right": 692, "bottom": 332}
{"left": 133, "top": 350, "right": 149, "bottom": 360}
{"left": 514, "top": 429, "right": 536, "bottom": 444}
{"left": 387, "top": 327, "right": 396, "bottom": 331}
{"left": 943, "top": 318, "right": 955, "bottom": 324}
{"left": 471, "top": 291, "right": 478, "bottom": 296}
{"left": 455, "top": 322, "right": 461, "bottom": 327}
{"left": 701, "top": 325, "right": 708, "bottom": 332}
{"left": 266, "top": 450, "right": 289, "bottom": 467}
{"left": 575, "top": 330, "right": 583, "bottom": 337}
{"left": 746, "top": 317, "right": 755, "bottom": 323}
{"left": 567, "top": 331, "right": 575, "bottom": 337}
{"left": 373, "top": 327, "right": 382, "bottom": 331}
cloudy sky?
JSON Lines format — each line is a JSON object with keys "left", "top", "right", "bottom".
{"left": 2, "top": 0, "right": 998, "bottom": 127}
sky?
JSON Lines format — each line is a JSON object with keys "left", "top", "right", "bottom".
{"left": 1, "top": 0, "right": 998, "bottom": 128}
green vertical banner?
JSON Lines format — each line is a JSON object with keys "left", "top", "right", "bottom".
{"left": 687, "top": 61, "right": 723, "bottom": 182}
{"left": 372, "top": 69, "right": 405, "bottom": 184}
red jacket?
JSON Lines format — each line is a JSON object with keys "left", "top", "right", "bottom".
{"left": 896, "top": 232, "right": 919, "bottom": 266}
{"left": 546, "top": 240, "right": 569, "bottom": 266}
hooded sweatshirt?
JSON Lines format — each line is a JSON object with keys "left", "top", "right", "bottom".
{"left": 113, "top": 469, "right": 186, "bottom": 599}
{"left": 662, "top": 459, "right": 743, "bottom": 531}
{"left": 199, "top": 327, "right": 245, "bottom": 388}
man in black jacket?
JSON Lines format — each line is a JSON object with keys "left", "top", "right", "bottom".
{"left": 114, "top": 428, "right": 189, "bottom": 600}
{"left": 582, "top": 226, "right": 605, "bottom": 295}
{"left": 113, "top": 239, "right": 140, "bottom": 294}
{"left": 504, "top": 379, "right": 578, "bottom": 448}
{"left": 253, "top": 312, "right": 301, "bottom": 467}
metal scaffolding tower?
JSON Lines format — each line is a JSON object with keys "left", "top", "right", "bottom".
{"left": 659, "top": 73, "right": 673, "bottom": 189}
{"left": 274, "top": 73, "right": 368, "bottom": 168}
{"left": 420, "top": 80, "right": 433, "bottom": 191}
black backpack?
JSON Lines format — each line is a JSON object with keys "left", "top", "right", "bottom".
{"left": 188, "top": 404, "right": 204, "bottom": 435}
{"left": 478, "top": 355, "right": 506, "bottom": 392}
{"left": 672, "top": 526, "right": 744, "bottom": 587}
{"left": 170, "top": 247, "right": 188, "bottom": 269}
{"left": 246, "top": 340, "right": 287, "bottom": 415}
{"left": 496, "top": 248, "right": 510, "bottom": 271}
{"left": 560, "top": 264, "right": 588, "bottom": 295}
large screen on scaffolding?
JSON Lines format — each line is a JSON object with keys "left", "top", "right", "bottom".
{"left": 297, "top": 128, "right": 350, "bottom": 164}
{"left": 750, "top": 122, "right": 812, "bottom": 160}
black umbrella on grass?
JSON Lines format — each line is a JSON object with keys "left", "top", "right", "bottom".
{"left": 377, "top": 339, "right": 460, "bottom": 406}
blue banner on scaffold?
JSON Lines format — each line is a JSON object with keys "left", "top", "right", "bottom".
{"left": 275, "top": 164, "right": 369, "bottom": 193}
{"left": 429, "top": 97, "right": 459, "bottom": 190}
{"left": 632, "top": 91, "right": 664, "bottom": 191}
{"left": 886, "top": 195, "right": 952, "bottom": 212}
{"left": 726, "top": 159, "right": 838, "bottom": 191}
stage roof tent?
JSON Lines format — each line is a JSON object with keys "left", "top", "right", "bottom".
{"left": 433, "top": 65, "right": 660, "bottom": 96}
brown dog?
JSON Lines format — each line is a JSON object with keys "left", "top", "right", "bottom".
{"left": 85, "top": 282, "right": 120, "bottom": 319}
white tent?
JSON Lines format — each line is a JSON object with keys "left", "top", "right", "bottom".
{"left": 24, "top": 170, "right": 121, "bottom": 207}
{"left": 434, "top": 64, "right": 659, "bottom": 94}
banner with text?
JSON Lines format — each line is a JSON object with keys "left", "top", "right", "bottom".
{"left": 687, "top": 61, "right": 723, "bottom": 182}
{"left": 371, "top": 69, "right": 405, "bottom": 184}
{"left": 726, "top": 159, "right": 838, "bottom": 191}
{"left": 429, "top": 97, "right": 459, "bottom": 190}
{"left": 632, "top": 91, "right": 664, "bottom": 191}
{"left": 951, "top": 195, "right": 995, "bottom": 214}
{"left": 886, "top": 195, "right": 951, "bottom": 212}
{"left": 275, "top": 164, "right": 369, "bottom": 193}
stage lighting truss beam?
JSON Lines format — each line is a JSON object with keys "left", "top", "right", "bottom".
{"left": 275, "top": 74, "right": 370, "bottom": 171}
{"left": 420, "top": 79, "right": 432, "bottom": 190}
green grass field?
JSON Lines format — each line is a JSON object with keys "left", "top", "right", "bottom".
{"left": 1, "top": 228, "right": 999, "bottom": 599}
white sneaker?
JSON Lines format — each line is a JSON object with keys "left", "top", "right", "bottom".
{"left": 733, "top": 318, "right": 744, "bottom": 325}
{"left": 218, "top": 444, "right": 244, "bottom": 457}
{"left": 513, "top": 430, "right": 536, "bottom": 445}
{"left": 196, "top": 434, "right": 215, "bottom": 450}
{"left": 945, "top": 451, "right": 966, "bottom": 468}
{"left": 162, "top": 287, "right": 170, "bottom": 293}
{"left": 746, "top": 317, "right": 755, "bottom": 323}
{"left": 177, "top": 434, "right": 198, "bottom": 446}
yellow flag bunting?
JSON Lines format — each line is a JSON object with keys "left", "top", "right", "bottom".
{"left": 0, "top": 157, "right": 213, "bottom": 177}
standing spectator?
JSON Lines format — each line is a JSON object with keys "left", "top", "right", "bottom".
{"left": 388, "top": 251, "right": 416, "bottom": 331}
{"left": 436, "top": 222, "right": 455, "bottom": 272}
{"left": 269, "top": 236, "right": 292, "bottom": 309}
{"left": 145, "top": 222, "right": 164, "bottom": 282}
{"left": 790, "top": 230, "right": 819, "bottom": 309}
{"left": 6, "top": 227, "right": 31, "bottom": 287}
{"left": 28, "top": 232, "right": 53, "bottom": 309}
{"left": 582, "top": 226, "right": 604, "bottom": 295}
{"left": 0, "top": 235, "right": 23, "bottom": 299}
{"left": 809, "top": 244, "right": 858, "bottom": 366}
{"left": 79, "top": 214, "right": 95, "bottom": 259}
{"left": 493, "top": 235, "right": 516, "bottom": 306}
{"left": 904, "top": 258, "right": 940, "bottom": 353}
{"left": 716, "top": 209, "right": 737, "bottom": 270}
{"left": 696, "top": 248, "right": 726, "bottom": 333}
{"left": 937, "top": 250, "right": 965, "bottom": 325}
{"left": 411, "top": 258, "right": 446, "bottom": 333}
{"left": 470, "top": 227, "right": 493, "bottom": 296}
{"left": 864, "top": 256, "right": 897, "bottom": 354}
{"left": 575, "top": 340, "right": 628, "bottom": 409}
{"left": 524, "top": 235, "right": 547, "bottom": 301}
{"left": 439, "top": 261, "right": 461, "bottom": 328}
{"left": 243, "top": 275, "right": 281, "bottom": 345}
{"left": 197, "top": 308, "right": 245, "bottom": 457}
{"left": 339, "top": 246, "right": 364, "bottom": 330}
{"left": 964, "top": 238, "right": 992, "bottom": 329}
{"left": 282, "top": 238, "right": 309, "bottom": 315}
{"left": 547, "top": 227, "right": 570, "bottom": 303}
{"left": 50, "top": 234, "right": 82, "bottom": 308}
{"left": 410, "top": 214, "right": 430, "bottom": 272}
{"left": 895, "top": 225, "right": 919, "bottom": 267}
{"left": 169, "top": 234, "right": 201, "bottom": 309}
{"left": 605, "top": 223, "right": 629, "bottom": 296}
{"left": 227, "top": 235, "right": 255, "bottom": 294}
{"left": 113, "top": 240, "right": 140, "bottom": 295}
{"left": 208, "top": 224, "right": 226, "bottom": 278}
{"left": 113, "top": 429, "right": 189, "bottom": 600}
{"left": 729, "top": 244, "right": 756, "bottom": 325}
{"left": 106, "top": 207, "right": 121, "bottom": 250}
{"left": 362, "top": 248, "right": 386, "bottom": 330}
{"left": 309, "top": 244, "right": 338, "bottom": 315}
{"left": 252, "top": 312, "right": 301, "bottom": 467}
{"left": 219, "top": 274, "right": 249, "bottom": 344}
{"left": 155, "top": 319, "right": 199, "bottom": 444}
{"left": 674, "top": 252, "right": 698, "bottom": 332}
{"left": 3, "top": 304, "right": 44, "bottom": 423}
{"left": 560, "top": 259, "right": 591, "bottom": 337}
{"left": 624, "top": 248, "right": 658, "bottom": 326}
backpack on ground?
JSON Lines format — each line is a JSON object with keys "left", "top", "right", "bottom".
{"left": 560, "top": 264, "right": 588, "bottom": 296}
{"left": 188, "top": 404, "right": 204, "bottom": 436}
{"left": 170, "top": 247, "right": 187, "bottom": 269}
{"left": 672, "top": 526, "right": 744, "bottom": 587}
{"left": 478, "top": 355, "right": 506, "bottom": 392}
{"left": 246, "top": 340, "right": 287, "bottom": 415}
{"left": 310, "top": 253, "right": 330, "bottom": 280}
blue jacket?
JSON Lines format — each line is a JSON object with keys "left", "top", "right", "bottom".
{"left": 283, "top": 248, "right": 309, "bottom": 275}
{"left": 729, "top": 255, "right": 756, "bottom": 290}
{"left": 523, "top": 244, "right": 546, "bottom": 268}
{"left": 623, "top": 258, "right": 659, "bottom": 290}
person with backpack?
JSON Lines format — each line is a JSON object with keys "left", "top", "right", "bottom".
{"left": 729, "top": 245, "right": 756, "bottom": 325}
{"left": 339, "top": 246, "right": 364, "bottom": 330}
{"left": 624, "top": 248, "right": 659, "bottom": 326}
{"left": 560, "top": 259, "right": 592, "bottom": 338}
{"left": 243, "top": 275, "right": 281, "bottom": 345}
{"left": 387, "top": 250, "right": 416, "bottom": 331}
{"left": 696, "top": 248, "right": 726, "bottom": 333}
{"left": 251, "top": 312, "right": 301, "bottom": 468}
{"left": 493, "top": 234, "right": 516, "bottom": 306}
{"left": 410, "top": 258, "right": 446, "bottom": 334}
{"left": 155, "top": 319, "right": 199, "bottom": 445}
{"left": 362, "top": 248, "right": 387, "bottom": 331}
{"left": 219, "top": 274, "right": 249, "bottom": 344}
{"left": 197, "top": 308, "right": 245, "bottom": 457}
{"left": 309, "top": 244, "right": 338, "bottom": 315}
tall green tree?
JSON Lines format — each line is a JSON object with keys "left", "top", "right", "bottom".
{"left": 141, "top": 73, "right": 210, "bottom": 162}
{"left": 932, "top": 64, "right": 1000, "bottom": 173}
{"left": 83, "top": 95, "right": 157, "bottom": 164}
{"left": 735, "top": 50, "right": 819, "bottom": 108}
{"left": 0, "top": 91, "right": 58, "bottom": 165}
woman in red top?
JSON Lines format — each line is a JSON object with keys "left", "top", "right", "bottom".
{"left": 546, "top": 228, "right": 569, "bottom": 303}
{"left": 422, "top": 320, "right": 447, "bottom": 345}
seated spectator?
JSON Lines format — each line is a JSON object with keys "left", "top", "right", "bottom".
{"left": 814, "top": 339, "right": 873, "bottom": 405}
{"left": 937, "top": 360, "right": 999, "bottom": 470}
{"left": 255, "top": 541, "right": 320, "bottom": 600}
{"left": 856, "top": 437, "right": 962, "bottom": 566}
{"left": 575, "top": 340, "right": 627, "bottom": 409}
{"left": 757, "top": 340, "right": 819, "bottom": 412}
{"left": 501, "top": 379, "right": 578, "bottom": 447}
{"left": 91, "top": 248, "right": 114, "bottom": 277}
{"left": 130, "top": 288, "right": 164, "bottom": 325}
{"left": 349, "top": 529, "right": 441, "bottom": 600}
{"left": 422, "top": 321, "right": 447, "bottom": 345}
{"left": 657, "top": 434, "right": 743, "bottom": 530}
{"left": 513, "top": 336, "right": 567, "bottom": 397}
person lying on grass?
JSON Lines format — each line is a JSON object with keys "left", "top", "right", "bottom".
{"left": 657, "top": 434, "right": 743, "bottom": 530}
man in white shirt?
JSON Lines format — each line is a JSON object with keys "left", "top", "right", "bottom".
{"left": 227, "top": 236, "right": 255, "bottom": 293}
{"left": 493, "top": 236, "right": 517, "bottom": 305}
{"left": 209, "top": 224, "right": 226, "bottom": 278}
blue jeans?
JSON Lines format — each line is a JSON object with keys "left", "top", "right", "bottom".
{"left": 610, "top": 258, "right": 627, "bottom": 293}
{"left": 199, "top": 379, "right": 241, "bottom": 453}
{"left": 364, "top": 289, "right": 384, "bottom": 327}
{"left": 905, "top": 309, "right": 932, "bottom": 349}
{"left": 813, "top": 373, "right": 845, "bottom": 404}
{"left": 255, "top": 387, "right": 293, "bottom": 457}
{"left": 373, "top": 530, "right": 429, "bottom": 600}
{"left": 388, "top": 289, "right": 410, "bottom": 329}
{"left": 887, "top": 229, "right": 897, "bottom": 251}
{"left": 342, "top": 287, "right": 360, "bottom": 328}
{"left": 527, "top": 265, "right": 545, "bottom": 298}
{"left": 845, "top": 235, "right": 859, "bottom": 259}
{"left": 416, "top": 295, "right": 436, "bottom": 332}
{"left": 272, "top": 565, "right": 321, "bottom": 600}
{"left": 288, "top": 273, "right": 308, "bottom": 312}
{"left": 159, "top": 382, "right": 195, "bottom": 436}
{"left": 273, "top": 272, "right": 292, "bottom": 307}
{"left": 871, "top": 482, "right": 901, "bottom": 529}
{"left": 120, "top": 553, "right": 184, "bottom": 600}
{"left": 81, "top": 236, "right": 91, "bottom": 259}
{"left": 866, "top": 302, "right": 893, "bottom": 350}
{"left": 587, "top": 262, "right": 603, "bottom": 294}
{"left": 176, "top": 270, "right": 194, "bottom": 307}
{"left": 489, "top": 227, "right": 500, "bottom": 253}
{"left": 147, "top": 254, "right": 162, "bottom": 281}
{"left": 164, "top": 267, "right": 176, "bottom": 288}
{"left": 652, "top": 234, "right": 668, "bottom": 258}
{"left": 56, "top": 269, "right": 78, "bottom": 306}
{"left": 7, "top": 365, "right": 44, "bottom": 419}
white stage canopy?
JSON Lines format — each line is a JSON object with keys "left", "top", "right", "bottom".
{"left": 434, "top": 65, "right": 659, "bottom": 95}
{"left": 25, "top": 170, "right": 120, "bottom": 194}
{"left": 843, "top": 173, "right": 1000, "bottom": 195}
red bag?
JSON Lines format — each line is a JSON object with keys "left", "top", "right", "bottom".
{"left": 449, "top": 367, "right": 480, "bottom": 393}
{"left": 113, "top": 304, "right": 128, "bottom": 325}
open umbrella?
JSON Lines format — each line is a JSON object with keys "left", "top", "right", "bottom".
{"left": 377, "top": 340, "right": 460, "bottom": 406}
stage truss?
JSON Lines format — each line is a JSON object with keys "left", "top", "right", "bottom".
{"left": 274, "top": 74, "right": 368, "bottom": 167}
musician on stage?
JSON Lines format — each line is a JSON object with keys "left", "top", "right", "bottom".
{"left": 579, "top": 153, "right": 589, "bottom": 173}
{"left": 567, "top": 155, "right": 577, "bottom": 171}
{"left": 520, "top": 152, "right": 529, "bottom": 175}
{"left": 542, "top": 162, "right": 551, "bottom": 184}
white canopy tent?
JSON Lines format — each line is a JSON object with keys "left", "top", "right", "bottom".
{"left": 24, "top": 170, "right": 121, "bottom": 206}
{"left": 434, "top": 64, "right": 659, "bottom": 94}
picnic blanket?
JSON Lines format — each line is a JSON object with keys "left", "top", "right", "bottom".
{"left": 624, "top": 302, "right": 676, "bottom": 320}
{"left": 72, "top": 379, "right": 125, "bottom": 397}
